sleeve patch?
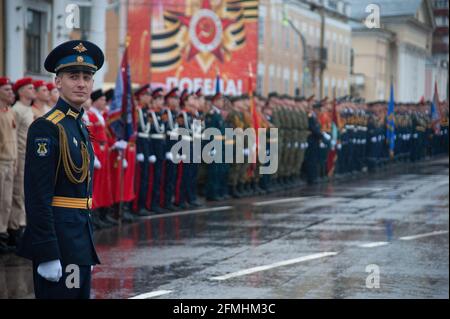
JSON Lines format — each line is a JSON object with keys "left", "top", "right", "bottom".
{"left": 35, "top": 138, "right": 51, "bottom": 157}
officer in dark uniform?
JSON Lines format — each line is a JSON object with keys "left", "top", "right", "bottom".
{"left": 161, "top": 87, "right": 179, "bottom": 211}
{"left": 204, "top": 92, "right": 227, "bottom": 200}
{"left": 17, "top": 40, "right": 103, "bottom": 299}
{"left": 134, "top": 84, "right": 153, "bottom": 216}
{"left": 304, "top": 100, "right": 323, "bottom": 184}
{"left": 148, "top": 88, "right": 166, "bottom": 214}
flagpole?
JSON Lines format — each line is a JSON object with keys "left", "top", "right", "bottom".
{"left": 118, "top": 37, "right": 131, "bottom": 227}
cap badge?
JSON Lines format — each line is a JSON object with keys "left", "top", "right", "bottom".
{"left": 73, "top": 43, "right": 87, "bottom": 53}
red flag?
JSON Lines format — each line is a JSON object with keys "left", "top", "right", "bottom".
{"left": 248, "top": 64, "right": 259, "bottom": 176}
{"left": 326, "top": 96, "right": 338, "bottom": 177}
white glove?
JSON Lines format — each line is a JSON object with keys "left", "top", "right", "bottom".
{"left": 320, "top": 142, "right": 326, "bottom": 148}
{"left": 136, "top": 153, "right": 145, "bottom": 162}
{"left": 337, "top": 143, "right": 342, "bottom": 150}
{"left": 149, "top": 155, "right": 157, "bottom": 163}
{"left": 122, "top": 158, "right": 128, "bottom": 169}
{"left": 37, "top": 259, "right": 62, "bottom": 282}
{"left": 94, "top": 156, "right": 102, "bottom": 169}
{"left": 113, "top": 140, "right": 127, "bottom": 150}
{"left": 243, "top": 148, "right": 250, "bottom": 156}
{"left": 305, "top": 142, "right": 309, "bottom": 148}
{"left": 165, "top": 152, "right": 174, "bottom": 161}
{"left": 331, "top": 140, "right": 337, "bottom": 147}
{"left": 322, "top": 132, "right": 331, "bottom": 141}
{"left": 294, "top": 142, "right": 299, "bottom": 148}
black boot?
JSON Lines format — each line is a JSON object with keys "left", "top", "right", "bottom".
{"left": 0, "top": 233, "right": 13, "bottom": 254}
{"left": 151, "top": 205, "right": 166, "bottom": 214}
{"left": 244, "top": 183, "right": 254, "bottom": 196}
{"left": 230, "top": 185, "right": 241, "bottom": 199}
{"left": 138, "top": 207, "right": 152, "bottom": 216}
{"left": 236, "top": 183, "right": 245, "bottom": 197}
{"left": 7, "top": 227, "right": 24, "bottom": 249}
{"left": 188, "top": 200, "right": 202, "bottom": 208}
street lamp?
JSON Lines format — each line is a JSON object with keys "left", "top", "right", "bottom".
{"left": 282, "top": 4, "right": 310, "bottom": 97}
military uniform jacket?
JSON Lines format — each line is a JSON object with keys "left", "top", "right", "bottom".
{"left": 18, "top": 98, "right": 100, "bottom": 266}
{"left": 136, "top": 106, "right": 152, "bottom": 158}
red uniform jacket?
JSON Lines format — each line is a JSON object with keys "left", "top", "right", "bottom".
{"left": 86, "top": 108, "right": 113, "bottom": 209}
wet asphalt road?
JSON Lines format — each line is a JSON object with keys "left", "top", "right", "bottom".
{"left": 1, "top": 157, "right": 448, "bottom": 299}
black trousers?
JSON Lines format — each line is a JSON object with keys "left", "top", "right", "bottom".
{"left": 33, "top": 262, "right": 92, "bottom": 299}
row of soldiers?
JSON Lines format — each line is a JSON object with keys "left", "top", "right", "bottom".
{"left": 0, "top": 77, "right": 60, "bottom": 253}
{"left": 1, "top": 75, "right": 449, "bottom": 243}
{"left": 269, "top": 94, "right": 449, "bottom": 186}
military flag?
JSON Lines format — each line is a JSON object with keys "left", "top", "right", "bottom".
{"left": 108, "top": 47, "right": 136, "bottom": 141}
{"left": 430, "top": 81, "right": 441, "bottom": 135}
{"left": 386, "top": 83, "right": 396, "bottom": 159}
{"left": 326, "top": 95, "right": 339, "bottom": 177}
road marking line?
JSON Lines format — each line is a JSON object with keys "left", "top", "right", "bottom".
{"left": 210, "top": 252, "right": 338, "bottom": 281}
{"left": 357, "top": 242, "right": 390, "bottom": 248}
{"left": 399, "top": 230, "right": 449, "bottom": 241}
{"left": 253, "top": 197, "right": 314, "bottom": 207}
{"left": 139, "top": 206, "right": 233, "bottom": 220}
{"left": 128, "top": 290, "right": 173, "bottom": 299}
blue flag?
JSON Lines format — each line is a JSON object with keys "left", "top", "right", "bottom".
{"left": 215, "top": 72, "right": 221, "bottom": 95}
{"left": 108, "top": 49, "right": 135, "bottom": 141}
{"left": 386, "top": 83, "right": 395, "bottom": 158}
{"left": 430, "top": 81, "right": 441, "bottom": 135}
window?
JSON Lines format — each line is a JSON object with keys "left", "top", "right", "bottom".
{"left": 436, "top": 16, "right": 449, "bottom": 26}
{"left": 332, "top": 36, "right": 337, "bottom": 63}
{"left": 285, "top": 26, "right": 290, "bottom": 49}
{"left": 259, "top": 15, "right": 265, "bottom": 45}
{"left": 79, "top": 6, "right": 91, "bottom": 40}
{"left": 271, "top": 22, "right": 276, "bottom": 46}
{"left": 327, "top": 0, "right": 338, "bottom": 10}
{"left": 434, "top": 0, "right": 448, "bottom": 9}
{"left": 257, "top": 74, "right": 263, "bottom": 94}
{"left": 26, "top": 9, "right": 43, "bottom": 74}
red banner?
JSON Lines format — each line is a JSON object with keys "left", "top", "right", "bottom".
{"left": 127, "top": 0, "right": 151, "bottom": 84}
{"left": 128, "top": 0, "right": 258, "bottom": 95}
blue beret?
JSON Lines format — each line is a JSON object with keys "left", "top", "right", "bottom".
{"left": 44, "top": 40, "right": 104, "bottom": 74}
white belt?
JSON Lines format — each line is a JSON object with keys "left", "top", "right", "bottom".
{"left": 151, "top": 134, "right": 165, "bottom": 139}
{"left": 168, "top": 131, "right": 179, "bottom": 138}
{"left": 138, "top": 133, "right": 149, "bottom": 138}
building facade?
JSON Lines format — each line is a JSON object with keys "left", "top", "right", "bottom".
{"left": 426, "top": 0, "right": 449, "bottom": 100}
{"left": 257, "top": 0, "right": 352, "bottom": 98}
{"left": 349, "top": 0, "right": 442, "bottom": 102}
{"left": 1, "top": 0, "right": 108, "bottom": 89}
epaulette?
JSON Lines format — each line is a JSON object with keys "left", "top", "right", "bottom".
{"left": 45, "top": 109, "right": 65, "bottom": 124}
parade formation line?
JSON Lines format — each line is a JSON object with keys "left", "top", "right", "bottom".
{"left": 139, "top": 206, "right": 233, "bottom": 220}
{"left": 399, "top": 230, "right": 449, "bottom": 241}
{"left": 252, "top": 197, "right": 315, "bottom": 207}
{"left": 357, "top": 241, "right": 390, "bottom": 248}
{"left": 209, "top": 252, "right": 339, "bottom": 281}
{"left": 128, "top": 290, "right": 173, "bottom": 299}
